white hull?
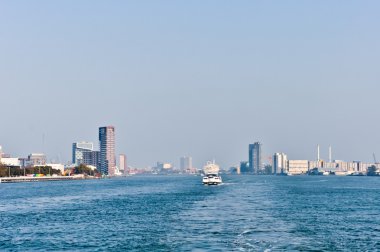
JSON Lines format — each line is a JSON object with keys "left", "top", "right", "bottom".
{"left": 202, "top": 174, "right": 222, "bottom": 185}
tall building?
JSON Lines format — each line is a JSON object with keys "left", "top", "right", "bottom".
{"left": 273, "top": 153, "right": 288, "bottom": 174}
{"left": 120, "top": 154, "right": 127, "bottom": 175}
{"left": 72, "top": 142, "right": 93, "bottom": 164}
{"left": 249, "top": 142, "right": 262, "bottom": 174}
{"left": 180, "top": 156, "right": 192, "bottom": 170}
{"left": 99, "top": 126, "right": 116, "bottom": 175}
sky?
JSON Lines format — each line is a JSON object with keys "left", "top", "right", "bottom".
{"left": 1, "top": 1, "right": 380, "bottom": 169}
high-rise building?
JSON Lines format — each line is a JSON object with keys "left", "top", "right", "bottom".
{"left": 84, "top": 150, "right": 100, "bottom": 168}
{"left": 273, "top": 153, "right": 288, "bottom": 174}
{"left": 120, "top": 154, "right": 127, "bottom": 175}
{"left": 180, "top": 156, "right": 192, "bottom": 170}
{"left": 99, "top": 126, "right": 116, "bottom": 175}
{"left": 249, "top": 142, "right": 262, "bottom": 174}
{"left": 72, "top": 142, "right": 94, "bottom": 164}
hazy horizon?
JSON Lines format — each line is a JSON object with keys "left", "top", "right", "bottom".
{"left": 1, "top": 1, "right": 380, "bottom": 169}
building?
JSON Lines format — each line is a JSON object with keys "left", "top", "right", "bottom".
{"left": 156, "top": 162, "right": 173, "bottom": 170}
{"left": 28, "top": 153, "right": 46, "bottom": 166}
{"left": 180, "top": 156, "right": 192, "bottom": 170}
{"left": 46, "top": 163, "right": 65, "bottom": 174}
{"left": 0, "top": 157, "right": 21, "bottom": 167}
{"left": 99, "top": 126, "right": 116, "bottom": 175}
{"left": 240, "top": 161, "right": 249, "bottom": 173}
{"left": 288, "top": 160, "right": 309, "bottom": 175}
{"left": 249, "top": 142, "right": 262, "bottom": 174}
{"left": 273, "top": 153, "right": 288, "bottom": 174}
{"left": 119, "top": 154, "right": 127, "bottom": 175}
{"left": 72, "top": 142, "right": 99, "bottom": 168}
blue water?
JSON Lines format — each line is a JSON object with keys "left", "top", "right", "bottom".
{"left": 1, "top": 175, "right": 380, "bottom": 251}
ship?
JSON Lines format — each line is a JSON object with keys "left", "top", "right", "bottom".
{"left": 202, "top": 160, "right": 222, "bottom": 185}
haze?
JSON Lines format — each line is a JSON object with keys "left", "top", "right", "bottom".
{"left": 1, "top": 1, "right": 379, "bottom": 169}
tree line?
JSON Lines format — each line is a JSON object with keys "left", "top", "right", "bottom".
{"left": 0, "top": 164, "right": 61, "bottom": 177}
{"left": 0, "top": 163, "right": 99, "bottom": 177}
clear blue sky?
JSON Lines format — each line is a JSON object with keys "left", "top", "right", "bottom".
{"left": 1, "top": 1, "right": 380, "bottom": 168}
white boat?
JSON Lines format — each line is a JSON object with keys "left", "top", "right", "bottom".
{"left": 202, "top": 161, "right": 222, "bottom": 185}
{"left": 202, "top": 173, "right": 222, "bottom": 185}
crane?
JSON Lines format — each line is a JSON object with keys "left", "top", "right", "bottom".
{"left": 373, "top": 153, "right": 377, "bottom": 164}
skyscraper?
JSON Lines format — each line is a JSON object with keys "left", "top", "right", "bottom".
{"left": 180, "top": 156, "right": 192, "bottom": 170}
{"left": 99, "top": 126, "right": 116, "bottom": 176}
{"left": 249, "top": 142, "right": 262, "bottom": 174}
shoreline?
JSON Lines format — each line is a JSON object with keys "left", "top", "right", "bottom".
{"left": 0, "top": 175, "right": 97, "bottom": 184}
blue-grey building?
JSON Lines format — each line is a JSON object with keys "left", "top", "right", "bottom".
{"left": 249, "top": 142, "right": 262, "bottom": 174}
{"left": 99, "top": 126, "right": 116, "bottom": 176}
{"left": 72, "top": 142, "right": 99, "bottom": 168}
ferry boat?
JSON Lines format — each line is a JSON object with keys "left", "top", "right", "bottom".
{"left": 202, "top": 161, "right": 222, "bottom": 185}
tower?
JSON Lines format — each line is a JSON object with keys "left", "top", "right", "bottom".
{"left": 249, "top": 142, "right": 262, "bottom": 174}
{"left": 317, "top": 144, "right": 320, "bottom": 162}
{"left": 329, "top": 146, "right": 332, "bottom": 163}
{"left": 99, "top": 126, "right": 116, "bottom": 176}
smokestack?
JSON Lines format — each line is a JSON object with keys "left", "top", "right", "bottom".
{"left": 317, "top": 144, "right": 320, "bottom": 162}
{"left": 329, "top": 146, "right": 332, "bottom": 163}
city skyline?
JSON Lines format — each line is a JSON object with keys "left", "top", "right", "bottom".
{"left": 1, "top": 1, "right": 380, "bottom": 169}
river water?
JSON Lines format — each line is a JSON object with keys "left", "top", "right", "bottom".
{"left": 1, "top": 175, "right": 379, "bottom": 251}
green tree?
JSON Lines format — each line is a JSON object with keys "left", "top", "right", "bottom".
{"left": 0, "top": 163, "right": 8, "bottom": 177}
{"left": 74, "top": 164, "right": 98, "bottom": 176}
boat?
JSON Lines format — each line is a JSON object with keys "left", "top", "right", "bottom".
{"left": 202, "top": 161, "right": 222, "bottom": 185}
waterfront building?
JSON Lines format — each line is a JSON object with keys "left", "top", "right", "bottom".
{"left": 119, "top": 154, "right": 127, "bottom": 175}
{"left": 72, "top": 142, "right": 99, "bottom": 168}
{"left": 288, "top": 160, "right": 309, "bottom": 174}
{"left": 273, "top": 153, "right": 288, "bottom": 174}
{"left": 156, "top": 162, "right": 173, "bottom": 170}
{"left": 99, "top": 126, "right": 116, "bottom": 176}
{"left": 28, "top": 153, "right": 46, "bottom": 166}
{"left": 240, "top": 161, "right": 249, "bottom": 174}
{"left": 46, "top": 163, "right": 65, "bottom": 174}
{"left": 180, "top": 156, "right": 192, "bottom": 170}
{"left": 155, "top": 162, "right": 173, "bottom": 173}
{"left": 229, "top": 164, "right": 241, "bottom": 174}
{"left": 248, "top": 142, "right": 262, "bottom": 174}
{"left": 0, "top": 157, "right": 21, "bottom": 167}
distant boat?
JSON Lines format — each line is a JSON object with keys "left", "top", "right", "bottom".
{"left": 202, "top": 161, "right": 222, "bottom": 185}
{"left": 348, "top": 172, "right": 365, "bottom": 176}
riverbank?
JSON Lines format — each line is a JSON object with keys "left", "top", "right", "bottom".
{"left": 0, "top": 175, "right": 97, "bottom": 183}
